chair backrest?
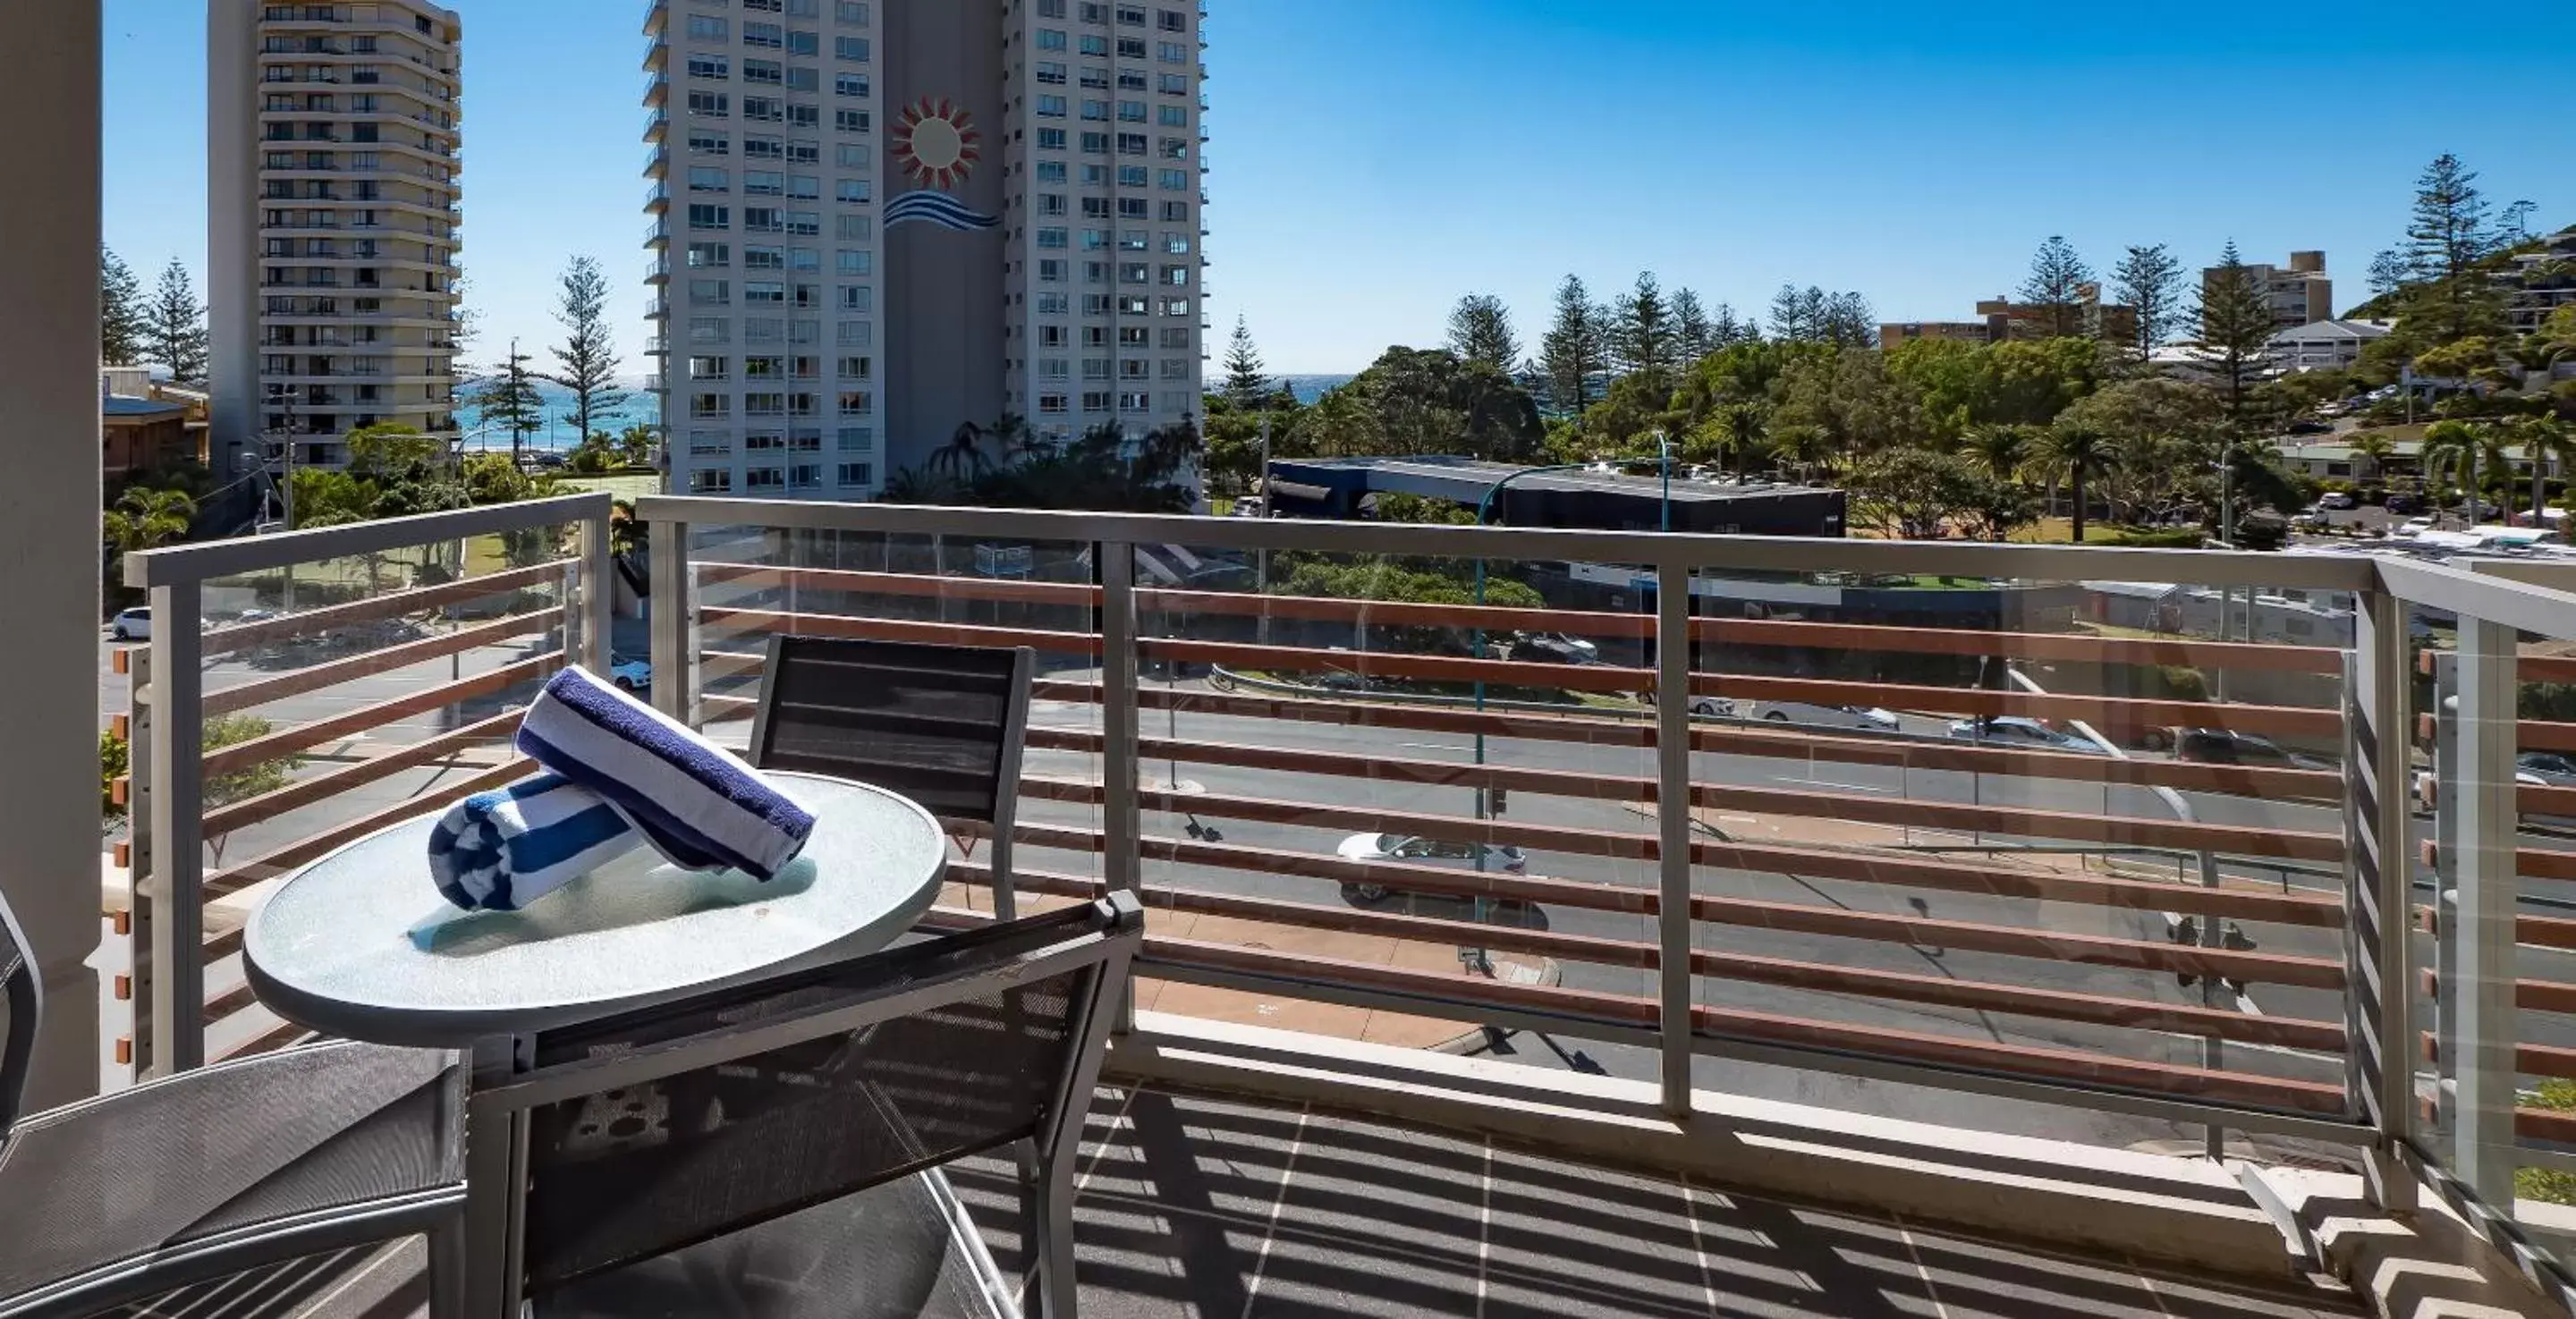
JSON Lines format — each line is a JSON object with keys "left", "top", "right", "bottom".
{"left": 0, "top": 885, "right": 40, "bottom": 1138}
{"left": 492, "top": 893, "right": 1141, "bottom": 1299}
{"left": 748, "top": 635, "right": 1033, "bottom": 831}
{"left": 0, "top": 1040, "right": 465, "bottom": 1318}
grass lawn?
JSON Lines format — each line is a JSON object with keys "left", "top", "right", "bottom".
{"left": 2009, "top": 518, "right": 2137, "bottom": 545}
{"left": 557, "top": 473, "right": 663, "bottom": 502}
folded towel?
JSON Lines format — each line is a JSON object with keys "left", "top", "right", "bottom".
{"left": 428, "top": 772, "right": 648, "bottom": 911}
{"left": 516, "top": 665, "right": 818, "bottom": 881}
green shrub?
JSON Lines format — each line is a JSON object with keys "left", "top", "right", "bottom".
{"left": 2101, "top": 528, "right": 2206, "bottom": 549}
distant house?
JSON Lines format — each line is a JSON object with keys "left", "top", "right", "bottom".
{"left": 104, "top": 394, "right": 197, "bottom": 478}
{"left": 2266, "top": 318, "right": 2394, "bottom": 372}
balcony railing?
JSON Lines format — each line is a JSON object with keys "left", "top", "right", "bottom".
{"left": 108, "top": 499, "right": 2576, "bottom": 1298}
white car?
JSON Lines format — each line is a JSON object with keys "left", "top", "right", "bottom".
{"left": 1335, "top": 833, "right": 1526, "bottom": 904}
{"left": 108, "top": 606, "right": 150, "bottom": 641}
{"left": 2318, "top": 492, "right": 2358, "bottom": 511}
{"left": 2394, "top": 517, "right": 2436, "bottom": 538}
{"left": 609, "top": 655, "right": 653, "bottom": 692}
{"left": 1947, "top": 715, "right": 2103, "bottom": 753}
{"left": 1745, "top": 702, "right": 1899, "bottom": 733}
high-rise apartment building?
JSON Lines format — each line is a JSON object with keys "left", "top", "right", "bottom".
{"left": 2205, "top": 251, "right": 2333, "bottom": 334}
{"left": 209, "top": 0, "right": 465, "bottom": 480}
{"left": 645, "top": 0, "right": 1207, "bottom": 499}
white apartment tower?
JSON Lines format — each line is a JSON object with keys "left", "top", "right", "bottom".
{"left": 209, "top": 0, "right": 465, "bottom": 478}
{"left": 645, "top": 0, "right": 1206, "bottom": 498}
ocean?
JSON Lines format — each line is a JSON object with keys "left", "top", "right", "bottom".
{"left": 462, "top": 378, "right": 661, "bottom": 454}
{"left": 467, "top": 374, "right": 1356, "bottom": 452}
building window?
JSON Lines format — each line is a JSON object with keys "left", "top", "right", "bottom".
{"left": 1156, "top": 40, "right": 1187, "bottom": 62}
{"left": 1081, "top": 99, "right": 1108, "bottom": 122}
{"left": 835, "top": 1, "right": 869, "bottom": 21}
{"left": 1038, "top": 325, "right": 1068, "bottom": 348}
{"left": 1080, "top": 228, "right": 1107, "bottom": 250}
{"left": 687, "top": 91, "right": 731, "bottom": 118}
{"left": 1036, "top": 61, "right": 1065, "bottom": 85}
{"left": 1038, "top": 393, "right": 1070, "bottom": 415}
{"left": 686, "top": 14, "right": 729, "bottom": 39}
{"left": 1158, "top": 296, "right": 1190, "bottom": 316}
{"left": 1037, "top": 94, "right": 1066, "bottom": 117}
{"left": 1079, "top": 33, "right": 1108, "bottom": 55}
{"left": 1117, "top": 100, "right": 1146, "bottom": 123}
{"left": 1158, "top": 8, "right": 1185, "bottom": 30}
{"left": 836, "top": 214, "right": 872, "bottom": 241}
{"left": 690, "top": 469, "right": 734, "bottom": 494}
{"left": 1160, "top": 199, "right": 1188, "bottom": 222}
{"left": 1158, "top": 104, "right": 1188, "bottom": 127}
{"left": 1159, "top": 326, "right": 1190, "bottom": 348}
{"left": 744, "top": 170, "right": 785, "bottom": 195}
{"left": 689, "top": 355, "right": 731, "bottom": 381}
{"left": 1036, "top": 28, "right": 1066, "bottom": 49}
{"left": 837, "top": 319, "right": 873, "bottom": 346}
{"left": 837, "top": 390, "right": 874, "bottom": 415}
{"left": 835, "top": 72, "right": 869, "bottom": 97}
{"left": 1159, "top": 136, "right": 1190, "bottom": 159}
{"left": 1117, "top": 165, "right": 1147, "bottom": 188}
{"left": 1117, "top": 294, "right": 1149, "bottom": 315}
{"left": 786, "top": 173, "right": 821, "bottom": 198}
{"left": 1038, "top": 258, "right": 1065, "bottom": 283}
{"left": 1158, "top": 72, "right": 1187, "bottom": 94}
{"left": 1036, "top": 127, "right": 1067, "bottom": 150}
{"left": 786, "top": 66, "right": 819, "bottom": 91}
{"left": 746, "top": 466, "right": 784, "bottom": 490}
{"left": 836, "top": 354, "right": 872, "bottom": 378}
{"left": 836, "top": 461, "right": 873, "bottom": 486}
{"left": 1038, "top": 227, "right": 1068, "bottom": 249}
{"left": 835, "top": 249, "right": 871, "bottom": 275}
{"left": 689, "top": 316, "right": 730, "bottom": 342}
{"left": 745, "top": 281, "right": 786, "bottom": 303}
{"left": 834, "top": 35, "right": 869, "bottom": 60}
{"left": 743, "top": 59, "right": 784, "bottom": 85}
{"left": 687, "top": 203, "right": 731, "bottom": 229}
{"left": 1037, "top": 192, "right": 1067, "bottom": 216}
{"left": 691, "top": 393, "right": 731, "bottom": 419}
{"left": 1118, "top": 230, "right": 1148, "bottom": 251}
{"left": 744, "top": 134, "right": 784, "bottom": 159}
{"left": 789, "top": 30, "right": 820, "bottom": 56}
{"left": 1036, "top": 160, "right": 1066, "bottom": 183}
{"left": 688, "top": 430, "right": 733, "bottom": 457}
{"left": 689, "top": 131, "right": 730, "bottom": 155}
{"left": 835, "top": 178, "right": 869, "bottom": 203}
{"left": 688, "top": 54, "right": 730, "bottom": 80}
{"left": 687, "top": 241, "right": 731, "bottom": 267}
{"left": 1080, "top": 66, "right": 1109, "bottom": 89}
{"left": 1080, "top": 131, "right": 1108, "bottom": 154}
{"left": 744, "top": 22, "right": 784, "bottom": 47}
{"left": 1115, "top": 4, "right": 1146, "bottom": 25}
{"left": 1117, "top": 132, "right": 1148, "bottom": 156}
{"left": 788, "top": 104, "right": 819, "bottom": 127}
{"left": 1081, "top": 391, "right": 1112, "bottom": 413}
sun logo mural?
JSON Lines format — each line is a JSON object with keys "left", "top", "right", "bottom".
{"left": 886, "top": 97, "right": 999, "bottom": 231}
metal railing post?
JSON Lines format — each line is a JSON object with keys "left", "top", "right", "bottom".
{"left": 125, "top": 648, "right": 154, "bottom": 1081}
{"left": 1100, "top": 544, "right": 1141, "bottom": 1032}
{"left": 2451, "top": 616, "right": 2520, "bottom": 1205}
{"left": 648, "top": 517, "right": 692, "bottom": 727}
{"left": 576, "top": 510, "right": 613, "bottom": 677}
{"left": 1654, "top": 555, "right": 1695, "bottom": 1118}
{"left": 1101, "top": 543, "right": 1141, "bottom": 904}
{"left": 2346, "top": 588, "right": 2416, "bottom": 1211}
{"left": 145, "top": 580, "right": 206, "bottom": 1075}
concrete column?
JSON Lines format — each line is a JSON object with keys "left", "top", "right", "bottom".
{"left": 0, "top": 0, "right": 104, "bottom": 1108}
{"left": 208, "top": 0, "right": 258, "bottom": 480}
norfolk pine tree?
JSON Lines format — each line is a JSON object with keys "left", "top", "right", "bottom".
{"left": 1445, "top": 294, "right": 1520, "bottom": 372}
{"left": 543, "top": 256, "right": 629, "bottom": 450}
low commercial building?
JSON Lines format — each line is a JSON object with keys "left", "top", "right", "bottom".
{"left": 1263, "top": 455, "right": 1846, "bottom": 537}
{"left": 103, "top": 394, "right": 199, "bottom": 478}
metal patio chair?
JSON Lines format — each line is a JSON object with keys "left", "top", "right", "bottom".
{"left": 0, "top": 890, "right": 468, "bottom": 1319}
{"left": 470, "top": 893, "right": 1143, "bottom": 1319}
{"left": 748, "top": 634, "right": 1038, "bottom": 919}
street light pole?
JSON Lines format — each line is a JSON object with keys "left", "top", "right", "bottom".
{"left": 1463, "top": 454, "right": 1674, "bottom": 969}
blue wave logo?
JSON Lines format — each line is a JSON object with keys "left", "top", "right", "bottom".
{"left": 886, "top": 190, "right": 1001, "bottom": 231}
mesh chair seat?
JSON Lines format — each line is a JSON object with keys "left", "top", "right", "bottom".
{"left": 0, "top": 1041, "right": 463, "bottom": 1316}
{"left": 474, "top": 897, "right": 1141, "bottom": 1319}
{"left": 534, "top": 1171, "right": 1008, "bottom": 1319}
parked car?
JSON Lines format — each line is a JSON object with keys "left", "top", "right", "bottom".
{"left": 1641, "top": 689, "right": 1733, "bottom": 717}
{"left": 609, "top": 655, "right": 653, "bottom": 692}
{"left": 2384, "top": 494, "right": 2424, "bottom": 515}
{"left": 2520, "top": 752, "right": 2576, "bottom": 788}
{"left": 2287, "top": 420, "right": 2334, "bottom": 436}
{"left": 2394, "top": 517, "right": 2436, "bottom": 538}
{"left": 108, "top": 606, "right": 150, "bottom": 641}
{"left": 2318, "top": 492, "right": 2358, "bottom": 511}
{"left": 1745, "top": 702, "right": 1899, "bottom": 732}
{"left": 1946, "top": 715, "right": 2101, "bottom": 753}
{"left": 1511, "top": 630, "right": 1599, "bottom": 664}
{"left": 1335, "top": 833, "right": 1527, "bottom": 904}
{"left": 2174, "top": 728, "right": 2318, "bottom": 769}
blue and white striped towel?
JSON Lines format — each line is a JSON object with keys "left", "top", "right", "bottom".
{"left": 515, "top": 665, "right": 818, "bottom": 881}
{"left": 427, "top": 772, "right": 647, "bottom": 911}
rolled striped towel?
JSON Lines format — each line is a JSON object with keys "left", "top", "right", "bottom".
{"left": 428, "top": 772, "right": 648, "bottom": 911}
{"left": 515, "top": 665, "right": 818, "bottom": 881}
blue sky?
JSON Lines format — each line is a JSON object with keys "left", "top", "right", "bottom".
{"left": 106, "top": 0, "right": 2576, "bottom": 376}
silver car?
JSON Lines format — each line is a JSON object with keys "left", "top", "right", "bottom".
{"left": 1335, "top": 833, "right": 1527, "bottom": 904}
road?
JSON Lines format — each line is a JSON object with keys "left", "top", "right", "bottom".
{"left": 94, "top": 630, "right": 2552, "bottom": 1155}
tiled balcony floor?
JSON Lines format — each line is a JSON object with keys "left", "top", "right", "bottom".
{"left": 274, "top": 1084, "right": 2368, "bottom": 1319}
{"left": 949, "top": 1085, "right": 2369, "bottom": 1319}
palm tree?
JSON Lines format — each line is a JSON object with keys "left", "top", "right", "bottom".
{"left": 104, "top": 486, "right": 197, "bottom": 556}
{"left": 927, "top": 421, "right": 991, "bottom": 483}
{"left": 2347, "top": 431, "right": 2398, "bottom": 486}
{"left": 1768, "top": 422, "right": 1835, "bottom": 484}
{"left": 2038, "top": 424, "right": 2115, "bottom": 544}
{"left": 1721, "top": 402, "right": 1767, "bottom": 479}
{"left": 2421, "top": 419, "right": 2510, "bottom": 526}
{"left": 2513, "top": 415, "right": 2575, "bottom": 527}
{"left": 1962, "top": 424, "right": 2036, "bottom": 484}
